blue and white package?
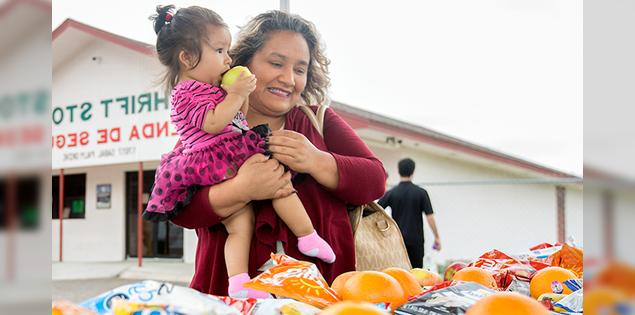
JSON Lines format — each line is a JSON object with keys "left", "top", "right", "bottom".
{"left": 562, "top": 279, "right": 582, "bottom": 292}
{"left": 79, "top": 280, "right": 238, "bottom": 315}
{"left": 553, "top": 289, "right": 583, "bottom": 313}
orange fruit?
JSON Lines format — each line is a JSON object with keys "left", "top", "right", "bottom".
{"left": 584, "top": 286, "right": 628, "bottom": 315}
{"left": 465, "top": 292, "right": 549, "bottom": 315}
{"left": 330, "top": 271, "right": 359, "bottom": 297}
{"left": 320, "top": 301, "right": 390, "bottom": 315}
{"left": 452, "top": 267, "right": 497, "bottom": 289}
{"left": 383, "top": 267, "right": 423, "bottom": 298}
{"left": 529, "top": 266, "right": 577, "bottom": 299}
{"left": 594, "top": 261, "right": 635, "bottom": 297}
{"left": 340, "top": 271, "right": 407, "bottom": 309}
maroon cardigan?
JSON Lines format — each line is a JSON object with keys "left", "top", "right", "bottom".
{"left": 171, "top": 106, "right": 386, "bottom": 296}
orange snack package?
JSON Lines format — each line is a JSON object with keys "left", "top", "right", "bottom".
{"left": 546, "top": 244, "right": 583, "bottom": 278}
{"left": 244, "top": 253, "right": 341, "bottom": 308}
{"left": 52, "top": 300, "right": 97, "bottom": 315}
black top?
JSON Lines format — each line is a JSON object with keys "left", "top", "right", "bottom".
{"left": 378, "top": 181, "right": 434, "bottom": 246}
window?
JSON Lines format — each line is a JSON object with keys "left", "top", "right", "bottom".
{"left": 0, "top": 176, "right": 41, "bottom": 230}
{"left": 52, "top": 174, "right": 86, "bottom": 219}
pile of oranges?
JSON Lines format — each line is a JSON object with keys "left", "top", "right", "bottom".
{"left": 329, "top": 267, "right": 425, "bottom": 311}
{"left": 326, "top": 263, "right": 583, "bottom": 314}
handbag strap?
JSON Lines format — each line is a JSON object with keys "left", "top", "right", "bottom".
{"left": 298, "top": 105, "right": 327, "bottom": 137}
{"left": 299, "top": 105, "right": 385, "bottom": 234}
{"left": 349, "top": 201, "right": 388, "bottom": 235}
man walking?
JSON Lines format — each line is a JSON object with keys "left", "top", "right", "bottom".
{"left": 378, "top": 158, "right": 441, "bottom": 268}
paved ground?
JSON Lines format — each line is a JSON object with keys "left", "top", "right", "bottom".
{"left": 52, "top": 260, "right": 193, "bottom": 303}
{"left": 53, "top": 278, "right": 189, "bottom": 303}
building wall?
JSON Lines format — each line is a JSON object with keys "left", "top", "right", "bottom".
{"left": 52, "top": 164, "right": 127, "bottom": 261}
{"left": 370, "top": 143, "right": 582, "bottom": 262}
{"left": 614, "top": 191, "right": 635, "bottom": 264}
{"left": 584, "top": 186, "right": 635, "bottom": 265}
{"left": 49, "top": 161, "right": 207, "bottom": 263}
{"left": 0, "top": 16, "right": 52, "bottom": 281}
{"left": 565, "top": 187, "right": 583, "bottom": 246}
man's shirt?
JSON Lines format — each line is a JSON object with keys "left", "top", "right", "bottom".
{"left": 378, "top": 181, "right": 434, "bottom": 246}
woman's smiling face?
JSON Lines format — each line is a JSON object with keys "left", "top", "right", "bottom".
{"left": 247, "top": 30, "right": 310, "bottom": 116}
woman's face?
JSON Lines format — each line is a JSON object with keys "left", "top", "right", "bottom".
{"left": 248, "top": 31, "right": 310, "bottom": 116}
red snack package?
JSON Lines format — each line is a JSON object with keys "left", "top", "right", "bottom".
{"left": 244, "top": 254, "right": 340, "bottom": 308}
{"left": 530, "top": 243, "right": 556, "bottom": 251}
{"left": 497, "top": 264, "right": 536, "bottom": 288}
{"left": 470, "top": 249, "right": 520, "bottom": 272}
{"left": 213, "top": 296, "right": 258, "bottom": 315}
{"left": 546, "top": 244, "right": 583, "bottom": 278}
{"left": 527, "top": 259, "right": 551, "bottom": 271}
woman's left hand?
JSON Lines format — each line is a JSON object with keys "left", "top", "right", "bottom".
{"left": 267, "top": 130, "right": 324, "bottom": 174}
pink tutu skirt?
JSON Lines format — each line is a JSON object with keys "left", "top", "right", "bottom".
{"left": 143, "top": 124, "right": 270, "bottom": 221}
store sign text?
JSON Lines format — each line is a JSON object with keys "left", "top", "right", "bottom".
{"left": 52, "top": 122, "right": 178, "bottom": 149}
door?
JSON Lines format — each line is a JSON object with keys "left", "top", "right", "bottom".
{"left": 125, "top": 170, "right": 183, "bottom": 258}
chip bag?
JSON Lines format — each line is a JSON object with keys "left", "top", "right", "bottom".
{"left": 250, "top": 299, "right": 321, "bottom": 315}
{"left": 470, "top": 249, "right": 519, "bottom": 272}
{"left": 546, "top": 244, "right": 583, "bottom": 278}
{"left": 244, "top": 254, "right": 340, "bottom": 308}
{"left": 111, "top": 300, "right": 181, "bottom": 315}
{"left": 52, "top": 300, "right": 97, "bottom": 315}
{"left": 395, "top": 282, "right": 496, "bottom": 315}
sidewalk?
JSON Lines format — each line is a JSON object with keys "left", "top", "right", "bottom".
{"left": 53, "top": 259, "right": 194, "bottom": 284}
{"left": 52, "top": 260, "right": 194, "bottom": 303}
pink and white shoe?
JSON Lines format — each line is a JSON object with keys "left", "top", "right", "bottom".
{"left": 228, "top": 273, "right": 272, "bottom": 299}
{"left": 297, "top": 230, "right": 336, "bottom": 263}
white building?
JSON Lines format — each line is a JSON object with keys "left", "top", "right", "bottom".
{"left": 52, "top": 19, "right": 582, "bottom": 265}
{"left": 1, "top": 0, "right": 52, "bottom": 285}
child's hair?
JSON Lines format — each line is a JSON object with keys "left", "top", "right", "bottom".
{"left": 230, "top": 10, "right": 330, "bottom": 106}
{"left": 150, "top": 5, "right": 227, "bottom": 94}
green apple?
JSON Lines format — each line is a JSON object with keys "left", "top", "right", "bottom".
{"left": 221, "top": 66, "right": 252, "bottom": 87}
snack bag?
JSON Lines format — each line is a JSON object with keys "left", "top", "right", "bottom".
{"left": 470, "top": 250, "right": 539, "bottom": 290}
{"left": 394, "top": 282, "right": 496, "bottom": 315}
{"left": 250, "top": 299, "right": 321, "bottom": 315}
{"left": 498, "top": 264, "right": 536, "bottom": 292}
{"left": 244, "top": 254, "right": 340, "bottom": 309}
{"left": 417, "top": 280, "right": 457, "bottom": 297}
{"left": 546, "top": 244, "right": 583, "bottom": 278}
{"left": 52, "top": 300, "right": 98, "bottom": 315}
{"left": 79, "top": 280, "right": 238, "bottom": 315}
{"left": 470, "top": 249, "right": 519, "bottom": 272}
{"left": 111, "top": 300, "right": 182, "bottom": 315}
{"left": 553, "top": 289, "right": 583, "bottom": 313}
{"left": 562, "top": 279, "right": 582, "bottom": 292}
{"left": 515, "top": 245, "right": 562, "bottom": 262}
{"left": 213, "top": 296, "right": 258, "bottom": 315}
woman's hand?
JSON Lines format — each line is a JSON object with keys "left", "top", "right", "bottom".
{"left": 234, "top": 153, "right": 294, "bottom": 200}
{"left": 267, "top": 130, "right": 324, "bottom": 174}
{"left": 268, "top": 130, "right": 339, "bottom": 189}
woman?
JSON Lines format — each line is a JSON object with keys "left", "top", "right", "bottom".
{"left": 171, "top": 10, "right": 386, "bottom": 296}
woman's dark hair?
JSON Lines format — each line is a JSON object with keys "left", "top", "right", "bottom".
{"left": 230, "top": 10, "right": 330, "bottom": 105}
{"left": 150, "top": 5, "right": 227, "bottom": 94}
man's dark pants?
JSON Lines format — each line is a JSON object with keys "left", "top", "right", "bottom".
{"left": 405, "top": 243, "right": 424, "bottom": 268}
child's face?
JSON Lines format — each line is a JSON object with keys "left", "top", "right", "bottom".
{"left": 186, "top": 25, "right": 232, "bottom": 85}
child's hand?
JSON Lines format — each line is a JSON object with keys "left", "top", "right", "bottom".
{"left": 222, "top": 72, "right": 256, "bottom": 99}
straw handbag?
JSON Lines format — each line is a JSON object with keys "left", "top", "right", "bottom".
{"left": 298, "top": 105, "right": 412, "bottom": 271}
